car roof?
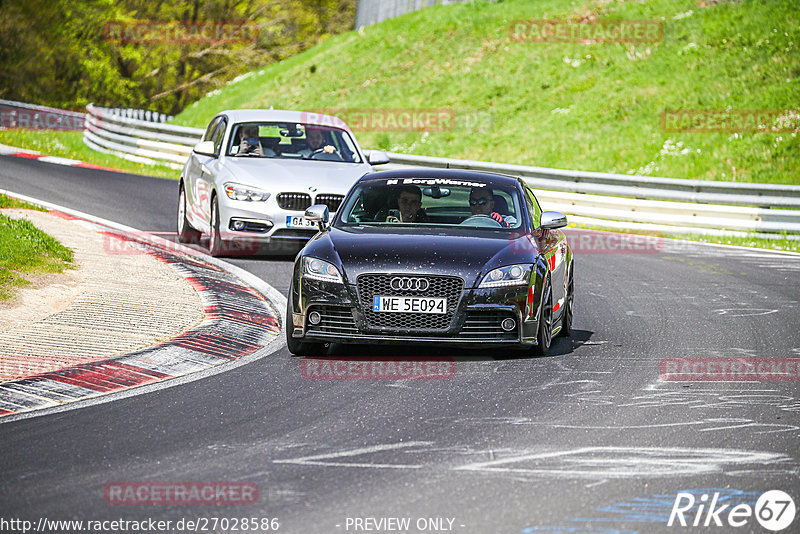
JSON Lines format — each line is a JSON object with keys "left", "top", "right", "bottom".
{"left": 356, "top": 168, "right": 522, "bottom": 188}
{"left": 218, "top": 109, "right": 354, "bottom": 133}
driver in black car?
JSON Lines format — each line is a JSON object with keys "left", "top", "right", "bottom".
{"left": 469, "top": 186, "right": 509, "bottom": 227}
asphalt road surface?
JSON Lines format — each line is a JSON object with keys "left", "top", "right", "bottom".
{"left": 1, "top": 155, "right": 799, "bottom": 534}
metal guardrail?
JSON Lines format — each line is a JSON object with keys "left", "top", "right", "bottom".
{"left": 80, "top": 104, "right": 800, "bottom": 238}
{"left": 103, "top": 107, "right": 173, "bottom": 123}
{"left": 83, "top": 104, "right": 203, "bottom": 169}
{"left": 384, "top": 152, "right": 800, "bottom": 209}
{"left": 355, "top": 0, "right": 468, "bottom": 29}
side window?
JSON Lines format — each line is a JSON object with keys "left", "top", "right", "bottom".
{"left": 210, "top": 119, "right": 227, "bottom": 154}
{"left": 524, "top": 186, "right": 543, "bottom": 229}
{"left": 203, "top": 117, "right": 221, "bottom": 142}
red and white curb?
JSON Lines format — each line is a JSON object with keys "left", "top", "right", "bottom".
{"left": 0, "top": 143, "right": 127, "bottom": 173}
{"left": 0, "top": 193, "right": 285, "bottom": 419}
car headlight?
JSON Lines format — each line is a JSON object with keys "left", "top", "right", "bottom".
{"left": 302, "top": 257, "right": 343, "bottom": 284}
{"left": 479, "top": 264, "right": 530, "bottom": 288}
{"left": 223, "top": 182, "right": 270, "bottom": 202}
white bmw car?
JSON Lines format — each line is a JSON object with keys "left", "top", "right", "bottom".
{"left": 177, "top": 109, "right": 388, "bottom": 256}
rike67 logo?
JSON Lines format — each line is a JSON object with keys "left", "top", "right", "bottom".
{"left": 668, "top": 490, "right": 795, "bottom": 531}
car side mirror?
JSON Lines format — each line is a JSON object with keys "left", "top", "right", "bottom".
{"left": 366, "top": 150, "right": 390, "bottom": 165}
{"left": 305, "top": 204, "right": 330, "bottom": 230}
{"left": 193, "top": 140, "right": 217, "bottom": 157}
{"left": 539, "top": 211, "right": 567, "bottom": 230}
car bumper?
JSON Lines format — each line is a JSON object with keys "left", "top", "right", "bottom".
{"left": 217, "top": 197, "right": 323, "bottom": 251}
{"left": 290, "top": 278, "right": 543, "bottom": 347}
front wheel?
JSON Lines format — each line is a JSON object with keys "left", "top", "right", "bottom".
{"left": 285, "top": 301, "right": 325, "bottom": 356}
{"left": 208, "top": 195, "right": 226, "bottom": 257}
{"left": 177, "top": 184, "right": 201, "bottom": 244}
{"left": 558, "top": 262, "right": 574, "bottom": 338}
{"left": 532, "top": 275, "right": 553, "bottom": 356}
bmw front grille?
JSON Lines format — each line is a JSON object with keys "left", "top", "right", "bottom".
{"left": 277, "top": 193, "right": 312, "bottom": 211}
{"left": 314, "top": 194, "right": 345, "bottom": 213}
{"left": 277, "top": 193, "right": 344, "bottom": 212}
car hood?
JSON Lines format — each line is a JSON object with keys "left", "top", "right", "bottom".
{"left": 219, "top": 157, "right": 371, "bottom": 194}
{"left": 307, "top": 226, "right": 539, "bottom": 288}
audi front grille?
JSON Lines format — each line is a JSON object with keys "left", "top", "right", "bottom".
{"left": 357, "top": 274, "right": 463, "bottom": 333}
{"left": 277, "top": 192, "right": 312, "bottom": 211}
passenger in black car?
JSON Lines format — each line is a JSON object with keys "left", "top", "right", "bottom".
{"left": 385, "top": 185, "right": 429, "bottom": 223}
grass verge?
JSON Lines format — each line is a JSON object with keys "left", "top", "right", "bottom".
{"left": 0, "top": 129, "right": 179, "bottom": 180}
{"left": 0, "top": 195, "right": 75, "bottom": 301}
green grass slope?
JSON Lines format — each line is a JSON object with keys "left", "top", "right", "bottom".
{"left": 173, "top": 0, "right": 799, "bottom": 185}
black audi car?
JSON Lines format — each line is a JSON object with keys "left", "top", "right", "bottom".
{"left": 286, "top": 168, "right": 573, "bottom": 356}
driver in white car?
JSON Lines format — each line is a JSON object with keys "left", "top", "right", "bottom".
{"left": 299, "top": 127, "right": 341, "bottom": 159}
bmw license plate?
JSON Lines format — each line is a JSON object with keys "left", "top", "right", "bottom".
{"left": 286, "top": 216, "right": 317, "bottom": 228}
{"left": 373, "top": 296, "right": 446, "bottom": 314}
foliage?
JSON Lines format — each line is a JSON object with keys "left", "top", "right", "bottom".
{"left": 0, "top": 0, "right": 356, "bottom": 114}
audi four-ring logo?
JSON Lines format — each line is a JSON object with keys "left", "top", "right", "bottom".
{"left": 390, "top": 277, "right": 430, "bottom": 291}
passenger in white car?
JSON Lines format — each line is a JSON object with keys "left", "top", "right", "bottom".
{"left": 235, "top": 125, "right": 275, "bottom": 156}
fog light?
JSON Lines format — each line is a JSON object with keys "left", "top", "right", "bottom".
{"left": 308, "top": 311, "right": 322, "bottom": 325}
{"left": 232, "top": 220, "right": 246, "bottom": 231}
{"left": 501, "top": 317, "right": 516, "bottom": 332}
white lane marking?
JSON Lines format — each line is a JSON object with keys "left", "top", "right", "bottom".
{"left": 38, "top": 156, "right": 82, "bottom": 166}
{"left": 713, "top": 308, "right": 779, "bottom": 317}
{"left": 274, "top": 441, "right": 433, "bottom": 469}
{"left": 454, "top": 446, "right": 789, "bottom": 478}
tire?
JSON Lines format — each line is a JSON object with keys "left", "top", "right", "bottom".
{"left": 558, "top": 262, "right": 574, "bottom": 338}
{"left": 285, "top": 300, "right": 325, "bottom": 356}
{"left": 177, "top": 184, "right": 201, "bottom": 244}
{"left": 208, "top": 195, "right": 225, "bottom": 257}
{"left": 532, "top": 275, "right": 553, "bottom": 356}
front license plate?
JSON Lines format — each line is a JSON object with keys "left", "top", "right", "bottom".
{"left": 286, "top": 216, "right": 317, "bottom": 228}
{"left": 373, "top": 296, "right": 447, "bottom": 314}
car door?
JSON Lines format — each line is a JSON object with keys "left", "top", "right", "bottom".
{"left": 526, "top": 185, "right": 568, "bottom": 315}
{"left": 201, "top": 117, "right": 228, "bottom": 230}
{"left": 185, "top": 116, "right": 222, "bottom": 230}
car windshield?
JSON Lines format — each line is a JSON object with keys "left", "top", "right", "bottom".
{"left": 227, "top": 121, "right": 362, "bottom": 163}
{"left": 335, "top": 177, "right": 524, "bottom": 230}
